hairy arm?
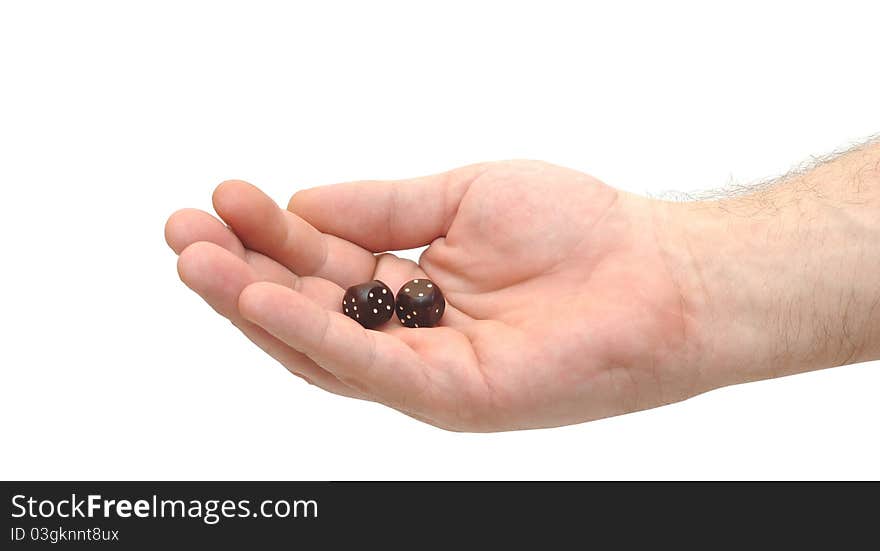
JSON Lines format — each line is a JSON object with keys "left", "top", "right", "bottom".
{"left": 658, "top": 139, "right": 880, "bottom": 389}
{"left": 167, "top": 138, "right": 880, "bottom": 431}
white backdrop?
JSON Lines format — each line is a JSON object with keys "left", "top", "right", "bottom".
{"left": 1, "top": 1, "right": 877, "bottom": 480}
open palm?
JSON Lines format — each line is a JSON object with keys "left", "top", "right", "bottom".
{"left": 166, "top": 161, "right": 697, "bottom": 431}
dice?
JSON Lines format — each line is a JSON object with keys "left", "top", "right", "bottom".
{"left": 342, "top": 280, "right": 395, "bottom": 329}
{"left": 395, "top": 278, "right": 445, "bottom": 328}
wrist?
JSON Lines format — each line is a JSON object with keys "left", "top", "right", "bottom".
{"left": 655, "top": 145, "right": 880, "bottom": 389}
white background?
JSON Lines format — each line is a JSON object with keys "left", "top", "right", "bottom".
{"left": 1, "top": 1, "right": 878, "bottom": 480}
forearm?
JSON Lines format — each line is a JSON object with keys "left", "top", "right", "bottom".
{"left": 660, "top": 140, "right": 880, "bottom": 389}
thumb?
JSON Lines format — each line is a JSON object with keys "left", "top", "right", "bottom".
{"left": 287, "top": 163, "right": 486, "bottom": 252}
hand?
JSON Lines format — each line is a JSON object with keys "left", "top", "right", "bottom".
{"left": 165, "top": 150, "right": 880, "bottom": 431}
{"left": 166, "top": 161, "right": 701, "bottom": 431}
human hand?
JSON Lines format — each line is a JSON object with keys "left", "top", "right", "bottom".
{"left": 165, "top": 161, "right": 699, "bottom": 431}
{"left": 165, "top": 150, "right": 880, "bottom": 431}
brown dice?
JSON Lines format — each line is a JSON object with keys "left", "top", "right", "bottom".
{"left": 395, "top": 278, "right": 445, "bottom": 328}
{"left": 342, "top": 280, "right": 395, "bottom": 329}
